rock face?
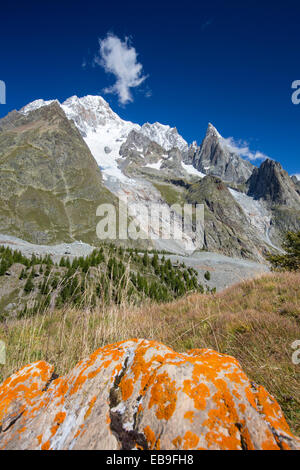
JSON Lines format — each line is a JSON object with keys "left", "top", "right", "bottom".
{"left": 0, "top": 102, "right": 117, "bottom": 245}
{"left": 140, "top": 122, "right": 188, "bottom": 152}
{"left": 119, "top": 130, "right": 189, "bottom": 179}
{"left": 187, "top": 176, "right": 268, "bottom": 261}
{"left": 193, "top": 124, "right": 254, "bottom": 184}
{"left": 0, "top": 339, "right": 299, "bottom": 450}
{"left": 247, "top": 159, "right": 300, "bottom": 245}
{"left": 248, "top": 159, "right": 300, "bottom": 209}
{"left": 119, "top": 129, "right": 166, "bottom": 165}
{"left": 291, "top": 175, "right": 300, "bottom": 194}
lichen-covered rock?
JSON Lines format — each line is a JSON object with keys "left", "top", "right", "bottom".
{"left": 0, "top": 339, "right": 299, "bottom": 450}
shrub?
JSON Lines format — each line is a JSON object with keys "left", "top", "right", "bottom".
{"left": 267, "top": 231, "right": 300, "bottom": 271}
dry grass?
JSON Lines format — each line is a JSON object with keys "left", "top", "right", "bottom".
{"left": 0, "top": 271, "right": 299, "bottom": 435}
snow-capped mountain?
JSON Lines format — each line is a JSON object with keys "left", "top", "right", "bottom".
{"left": 20, "top": 98, "right": 59, "bottom": 114}
{"left": 15, "top": 94, "right": 299, "bottom": 258}
{"left": 20, "top": 95, "right": 203, "bottom": 251}
{"left": 20, "top": 95, "right": 191, "bottom": 182}
{"left": 140, "top": 122, "right": 188, "bottom": 152}
{"left": 20, "top": 95, "right": 252, "bottom": 184}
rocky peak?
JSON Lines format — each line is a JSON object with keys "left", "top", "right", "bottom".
{"left": 247, "top": 158, "right": 300, "bottom": 208}
{"left": 119, "top": 129, "right": 165, "bottom": 161}
{"left": 20, "top": 98, "right": 59, "bottom": 114}
{"left": 206, "top": 122, "right": 222, "bottom": 139}
{"left": 61, "top": 95, "right": 122, "bottom": 137}
{"left": 291, "top": 175, "right": 300, "bottom": 195}
{"left": 140, "top": 122, "right": 188, "bottom": 152}
{"left": 182, "top": 140, "right": 198, "bottom": 164}
{"left": 193, "top": 123, "right": 254, "bottom": 184}
{"left": 20, "top": 95, "right": 127, "bottom": 137}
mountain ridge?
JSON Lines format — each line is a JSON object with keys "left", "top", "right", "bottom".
{"left": 0, "top": 94, "right": 299, "bottom": 259}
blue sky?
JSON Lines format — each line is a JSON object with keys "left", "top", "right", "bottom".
{"left": 0, "top": 0, "right": 299, "bottom": 175}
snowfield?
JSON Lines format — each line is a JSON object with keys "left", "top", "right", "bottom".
{"left": 229, "top": 188, "right": 282, "bottom": 250}
{"left": 182, "top": 163, "right": 205, "bottom": 178}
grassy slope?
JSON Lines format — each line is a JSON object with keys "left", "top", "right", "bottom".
{"left": 0, "top": 272, "right": 299, "bottom": 435}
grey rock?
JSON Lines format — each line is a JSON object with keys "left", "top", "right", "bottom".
{"left": 247, "top": 159, "right": 300, "bottom": 208}
{"left": 193, "top": 123, "right": 254, "bottom": 184}
{"left": 0, "top": 102, "right": 118, "bottom": 246}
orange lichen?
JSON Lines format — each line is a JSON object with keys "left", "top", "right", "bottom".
{"left": 148, "top": 372, "right": 177, "bottom": 420}
{"left": 41, "top": 439, "right": 51, "bottom": 450}
{"left": 172, "top": 435, "right": 182, "bottom": 448}
{"left": 0, "top": 339, "right": 298, "bottom": 451}
{"left": 74, "top": 424, "right": 85, "bottom": 440}
{"left": 0, "top": 361, "right": 53, "bottom": 427}
{"left": 183, "top": 379, "right": 210, "bottom": 410}
{"left": 137, "top": 404, "right": 143, "bottom": 415}
{"left": 245, "top": 384, "right": 292, "bottom": 436}
{"left": 202, "top": 378, "right": 242, "bottom": 450}
{"left": 50, "top": 411, "right": 66, "bottom": 437}
{"left": 143, "top": 425, "right": 157, "bottom": 450}
{"left": 84, "top": 396, "right": 97, "bottom": 420}
{"left": 183, "top": 431, "right": 200, "bottom": 449}
{"left": 239, "top": 403, "right": 246, "bottom": 413}
{"left": 261, "top": 429, "right": 280, "bottom": 450}
{"left": 18, "top": 426, "right": 27, "bottom": 434}
{"left": 119, "top": 377, "right": 134, "bottom": 401}
{"left": 184, "top": 411, "right": 195, "bottom": 423}
{"left": 240, "top": 425, "right": 255, "bottom": 450}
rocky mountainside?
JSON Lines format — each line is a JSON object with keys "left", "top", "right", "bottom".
{"left": 0, "top": 94, "right": 299, "bottom": 259}
{"left": 192, "top": 123, "right": 254, "bottom": 184}
{"left": 247, "top": 159, "right": 300, "bottom": 245}
{"left": 0, "top": 339, "right": 299, "bottom": 450}
{"left": 187, "top": 176, "right": 269, "bottom": 259}
{"left": 0, "top": 101, "right": 117, "bottom": 245}
{"left": 248, "top": 158, "right": 300, "bottom": 208}
{"left": 291, "top": 175, "right": 300, "bottom": 194}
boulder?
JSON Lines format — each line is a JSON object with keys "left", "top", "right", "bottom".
{"left": 0, "top": 339, "right": 299, "bottom": 450}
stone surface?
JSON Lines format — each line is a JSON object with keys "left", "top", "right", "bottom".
{"left": 0, "top": 103, "right": 117, "bottom": 245}
{"left": 247, "top": 159, "right": 300, "bottom": 245}
{"left": 193, "top": 124, "right": 254, "bottom": 184}
{"left": 0, "top": 339, "right": 299, "bottom": 450}
{"left": 187, "top": 176, "right": 269, "bottom": 261}
{"left": 248, "top": 158, "right": 300, "bottom": 209}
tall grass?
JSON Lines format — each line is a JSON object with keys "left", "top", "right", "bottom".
{"left": 0, "top": 271, "right": 299, "bottom": 435}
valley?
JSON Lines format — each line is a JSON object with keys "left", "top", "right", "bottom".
{"left": 0, "top": 93, "right": 299, "bottom": 450}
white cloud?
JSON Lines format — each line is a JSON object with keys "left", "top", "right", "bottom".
{"left": 94, "top": 33, "right": 148, "bottom": 105}
{"left": 220, "top": 136, "right": 270, "bottom": 161}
